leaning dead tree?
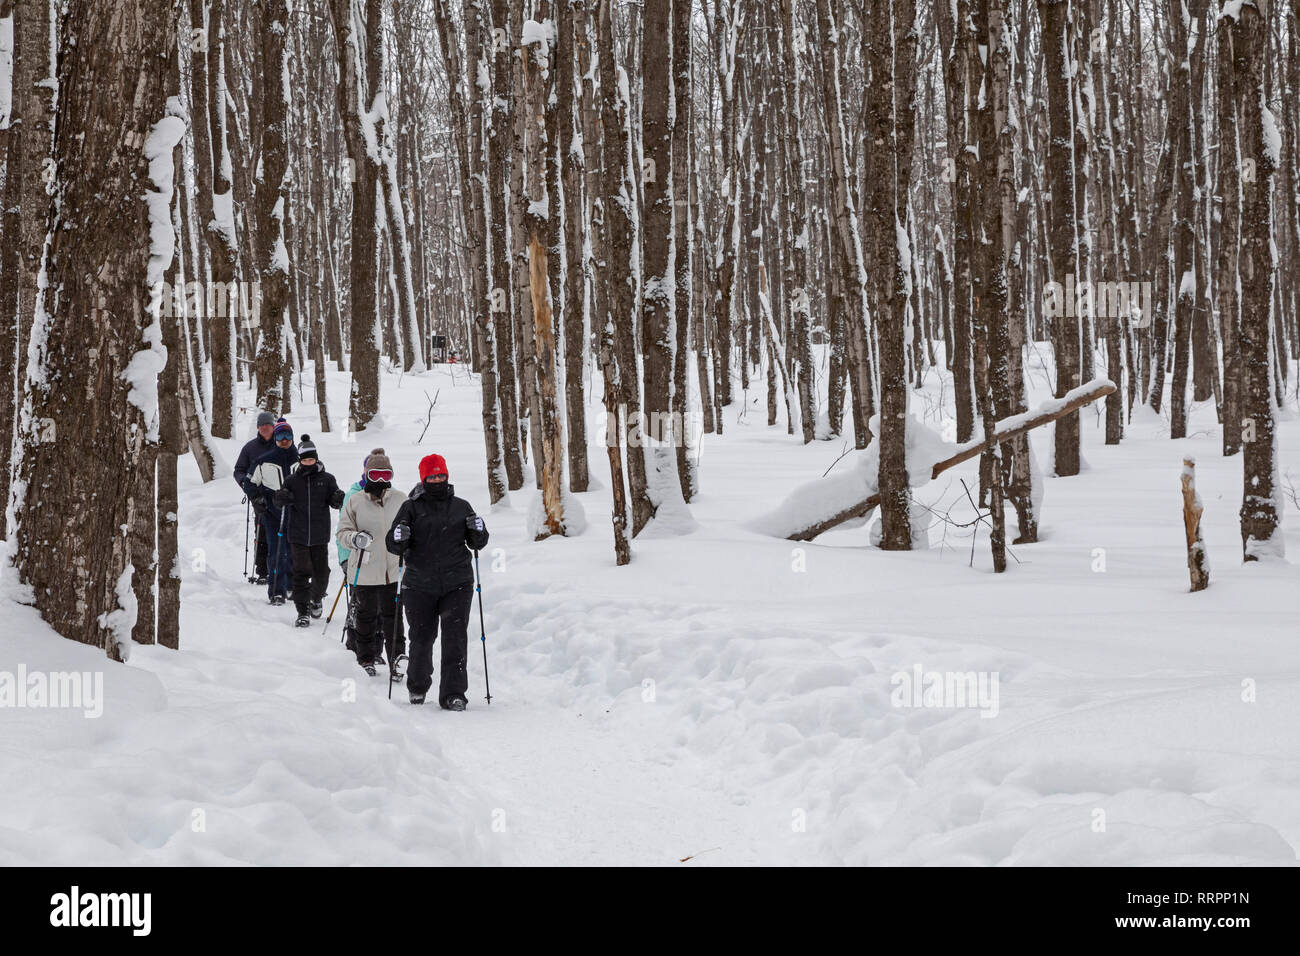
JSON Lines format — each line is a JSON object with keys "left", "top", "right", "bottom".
{"left": 773, "top": 379, "right": 1117, "bottom": 542}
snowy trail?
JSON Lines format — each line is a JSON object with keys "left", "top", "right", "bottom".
{"left": 152, "top": 491, "right": 817, "bottom": 866}
{"left": 435, "top": 702, "right": 805, "bottom": 865}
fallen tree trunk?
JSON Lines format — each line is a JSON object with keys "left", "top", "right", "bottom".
{"left": 784, "top": 378, "right": 1117, "bottom": 541}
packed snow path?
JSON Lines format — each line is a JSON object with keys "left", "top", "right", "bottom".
{"left": 2, "top": 359, "right": 1298, "bottom": 865}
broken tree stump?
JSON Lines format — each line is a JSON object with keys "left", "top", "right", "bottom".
{"left": 1181, "top": 457, "right": 1209, "bottom": 592}
{"left": 781, "top": 378, "right": 1117, "bottom": 541}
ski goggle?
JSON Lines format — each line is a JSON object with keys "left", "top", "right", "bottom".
{"left": 366, "top": 468, "right": 393, "bottom": 483}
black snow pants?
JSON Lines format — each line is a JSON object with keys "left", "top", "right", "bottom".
{"left": 403, "top": 583, "right": 474, "bottom": 706}
{"left": 352, "top": 583, "right": 406, "bottom": 665}
{"left": 291, "top": 543, "right": 331, "bottom": 614}
{"left": 254, "top": 520, "right": 268, "bottom": 577}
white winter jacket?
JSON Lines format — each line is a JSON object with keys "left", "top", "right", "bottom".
{"left": 336, "top": 486, "right": 405, "bottom": 586}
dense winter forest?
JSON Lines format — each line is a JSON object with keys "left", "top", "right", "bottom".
{"left": 0, "top": 0, "right": 1295, "bottom": 656}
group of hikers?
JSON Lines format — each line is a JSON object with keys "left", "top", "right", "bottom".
{"left": 232, "top": 412, "right": 490, "bottom": 709}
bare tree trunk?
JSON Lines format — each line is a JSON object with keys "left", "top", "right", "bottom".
{"left": 489, "top": 0, "right": 525, "bottom": 490}
{"left": 523, "top": 4, "right": 569, "bottom": 537}
{"left": 779, "top": 0, "right": 816, "bottom": 446}
{"left": 4, "top": 0, "right": 57, "bottom": 530}
{"left": 1038, "top": 0, "right": 1081, "bottom": 475}
{"left": 599, "top": 0, "right": 649, "bottom": 533}
{"left": 329, "top": 0, "right": 382, "bottom": 432}
{"left": 814, "top": 0, "right": 873, "bottom": 449}
{"left": 0, "top": 0, "right": 20, "bottom": 539}
{"left": 434, "top": 0, "right": 507, "bottom": 501}
{"left": 937, "top": 0, "right": 977, "bottom": 444}
{"left": 202, "top": 0, "right": 237, "bottom": 437}
{"left": 1169, "top": 4, "right": 1200, "bottom": 439}
{"left": 639, "top": 0, "right": 685, "bottom": 531}
{"left": 14, "top": 0, "right": 179, "bottom": 656}
{"left": 1218, "top": 0, "right": 1244, "bottom": 457}
{"left": 557, "top": 1, "right": 589, "bottom": 495}
{"left": 865, "top": 0, "right": 915, "bottom": 551}
{"left": 1233, "top": 0, "right": 1283, "bottom": 559}
{"left": 584, "top": 0, "right": 631, "bottom": 564}
{"left": 710, "top": 0, "right": 740, "bottom": 407}
{"left": 253, "top": 0, "right": 291, "bottom": 416}
{"left": 971, "top": 0, "right": 1008, "bottom": 570}
{"left": 672, "top": 0, "right": 700, "bottom": 496}
{"left": 1095, "top": 0, "right": 1124, "bottom": 446}
{"left": 509, "top": 1, "right": 543, "bottom": 483}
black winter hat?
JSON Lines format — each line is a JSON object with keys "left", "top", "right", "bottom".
{"left": 298, "top": 435, "right": 318, "bottom": 461}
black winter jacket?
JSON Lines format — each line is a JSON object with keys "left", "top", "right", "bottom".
{"left": 233, "top": 434, "right": 274, "bottom": 495}
{"left": 274, "top": 461, "right": 345, "bottom": 546}
{"left": 385, "top": 483, "right": 489, "bottom": 595}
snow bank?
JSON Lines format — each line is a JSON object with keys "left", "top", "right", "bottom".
{"left": 0, "top": 538, "right": 495, "bottom": 865}
{"left": 526, "top": 487, "right": 588, "bottom": 539}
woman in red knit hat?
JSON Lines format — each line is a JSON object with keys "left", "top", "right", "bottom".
{"left": 386, "top": 454, "right": 489, "bottom": 708}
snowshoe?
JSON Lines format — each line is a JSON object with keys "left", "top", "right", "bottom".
{"left": 270, "top": 594, "right": 286, "bottom": 606}
{"left": 254, "top": 575, "right": 268, "bottom": 586}
{"left": 295, "top": 613, "right": 311, "bottom": 627}
{"left": 390, "top": 655, "right": 407, "bottom": 680}
{"left": 362, "top": 662, "right": 377, "bottom": 677}
{"left": 309, "top": 600, "right": 323, "bottom": 619}
{"left": 444, "top": 697, "right": 467, "bottom": 712}
{"left": 409, "top": 692, "right": 426, "bottom": 705}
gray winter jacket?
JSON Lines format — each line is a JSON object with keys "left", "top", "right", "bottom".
{"left": 336, "top": 486, "right": 405, "bottom": 586}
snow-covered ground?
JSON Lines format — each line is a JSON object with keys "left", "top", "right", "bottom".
{"left": 2, "top": 347, "right": 1298, "bottom": 865}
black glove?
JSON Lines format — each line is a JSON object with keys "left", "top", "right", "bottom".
{"left": 330, "top": 488, "right": 345, "bottom": 509}
{"left": 241, "top": 479, "right": 257, "bottom": 498}
{"left": 391, "top": 523, "right": 411, "bottom": 551}
{"left": 273, "top": 488, "right": 291, "bottom": 508}
{"left": 466, "top": 516, "right": 485, "bottom": 535}
{"left": 251, "top": 496, "right": 267, "bottom": 517}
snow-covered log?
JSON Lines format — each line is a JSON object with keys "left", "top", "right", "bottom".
{"left": 762, "top": 378, "right": 1117, "bottom": 541}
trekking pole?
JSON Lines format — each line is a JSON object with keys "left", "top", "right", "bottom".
{"left": 322, "top": 578, "right": 347, "bottom": 635}
{"left": 243, "top": 497, "right": 251, "bottom": 581}
{"left": 474, "top": 549, "right": 491, "bottom": 705}
{"left": 331, "top": 548, "right": 366, "bottom": 641}
{"left": 389, "top": 556, "right": 405, "bottom": 701}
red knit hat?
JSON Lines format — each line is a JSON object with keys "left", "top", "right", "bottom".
{"left": 419, "top": 454, "right": 449, "bottom": 481}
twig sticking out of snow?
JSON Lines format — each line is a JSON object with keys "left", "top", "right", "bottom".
{"left": 417, "top": 389, "right": 440, "bottom": 443}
